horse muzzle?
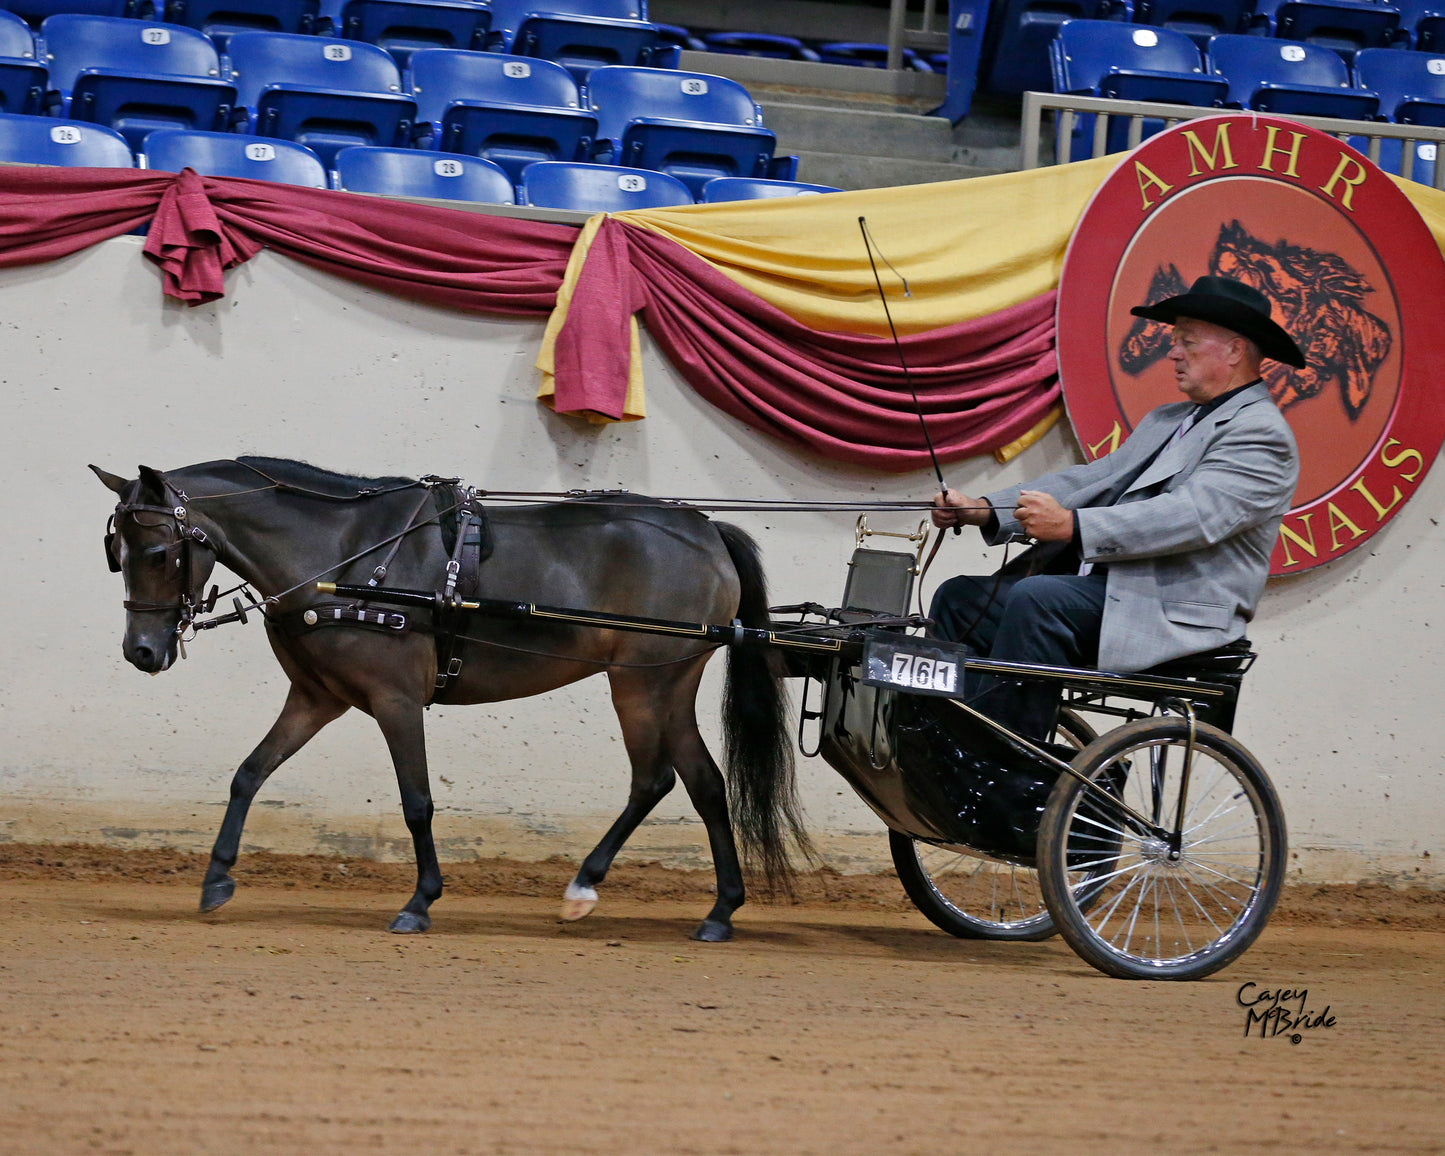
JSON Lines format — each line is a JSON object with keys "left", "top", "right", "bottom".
{"left": 122, "top": 616, "right": 180, "bottom": 674}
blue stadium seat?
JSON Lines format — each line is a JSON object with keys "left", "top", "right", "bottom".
{"left": 521, "top": 158, "right": 692, "bottom": 209}
{"left": 1392, "top": 0, "right": 1445, "bottom": 49}
{"left": 0, "top": 9, "right": 46, "bottom": 115}
{"left": 486, "top": 0, "right": 665, "bottom": 80}
{"left": 1052, "top": 21, "right": 1225, "bottom": 160}
{"left": 702, "top": 32, "right": 820, "bottom": 61}
{"left": 654, "top": 23, "right": 703, "bottom": 52}
{"left": 816, "top": 41, "right": 931, "bottom": 70}
{"left": 0, "top": 109, "right": 133, "bottom": 163}
{"left": 584, "top": 65, "right": 779, "bottom": 197}
{"left": 700, "top": 175, "right": 840, "bottom": 201}
{"left": 161, "top": 0, "right": 320, "bottom": 49}
{"left": 982, "top": 0, "right": 1129, "bottom": 96}
{"left": 318, "top": 0, "right": 491, "bottom": 67}
{"left": 332, "top": 143, "right": 514, "bottom": 199}
{"left": 1131, "top": 0, "right": 1252, "bottom": 48}
{"left": 1051, "top": 20, "right": 1227, "bottom": 102}
{"left": 1355, "top": 45, "right": 1445, "bottom": 123}
{"left": 1208, "top": 34, "right": 1381, "bottom": 116}
{"left": 1248, "top": 0, "right": 1400, "bottom": 62}
{"left": 407, "top": 48, "right": 596, "bottom": 183}
{"left": 141, "top": 126, "right": 328, "bottom": 182}
{"left": 2, "top": 1, "right": 152, "bottom": 30}
{"left": 39, "top": 14, "right": 237, "bottom": 151}
{"left": 224, "top": 30, "right": 417, "bottom": 166}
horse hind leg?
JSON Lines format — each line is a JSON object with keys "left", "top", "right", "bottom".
{"left": 598, "top": 668, "right": 745, "bottom": 941}
{"left": 200, "top": 683, "right": 348, "bottom": 913}
{"left": 668, "top": 722, "right": 745, "bottom": 943}
{"left": 562, "top": 679, "right": 676, "bottom": 922}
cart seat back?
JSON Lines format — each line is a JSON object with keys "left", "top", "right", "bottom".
{"left": 839, "top": 547, "right": 915, "bottom": 622}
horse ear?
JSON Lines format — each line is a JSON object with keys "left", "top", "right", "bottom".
{"left": 136, "top": 465, "right": 167, "bottom": 499}
{"left": 89, "top": 465, "right": 130, "bottom": 494}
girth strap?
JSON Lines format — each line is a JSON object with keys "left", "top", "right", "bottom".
{"left": 434, "top": 486, "right": 494, "bottom": 692}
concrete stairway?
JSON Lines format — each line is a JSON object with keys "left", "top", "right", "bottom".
{"left": 676, "top": 50, "right": 1025, "bottom": 192}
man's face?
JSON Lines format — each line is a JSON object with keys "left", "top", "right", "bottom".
{"left": 1167, "top": 317, "right": 1241, "bottom": 404}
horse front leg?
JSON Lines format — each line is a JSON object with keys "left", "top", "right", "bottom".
{"left": 200, "top": 684, "right": 348, "bottom": 913}
{"left": 372, "top": 696, "right": 441, "bottom": 934}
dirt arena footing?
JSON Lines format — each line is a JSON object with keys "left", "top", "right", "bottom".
{"left": 1, "top": 844, "right": 1441, "bottom": 1155}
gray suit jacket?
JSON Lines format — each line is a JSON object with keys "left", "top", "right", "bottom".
{"left": 984, "top": 383, "right": 1299, "bottom": 672}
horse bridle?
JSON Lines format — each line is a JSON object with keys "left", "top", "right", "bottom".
{"left": 106, "top": 482, "right": 220, "bottom": 642}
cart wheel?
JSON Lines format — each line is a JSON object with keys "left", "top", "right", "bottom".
{"left": 1036, "top": 715, "right": 1286, "bottom": 980}
{"left": 889, "top": 709, "right": 1096, "bottom": 941}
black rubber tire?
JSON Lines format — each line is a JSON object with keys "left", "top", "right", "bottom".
{"left": 889, "top": 709, "right": 1096, "bottom": 942}
{"left": 1036, "top": 715, "right": 1287, "bottom": 980}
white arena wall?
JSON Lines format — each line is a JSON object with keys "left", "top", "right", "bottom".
{"left": 0, "top": 233, "right": 1439, "bottom": 886}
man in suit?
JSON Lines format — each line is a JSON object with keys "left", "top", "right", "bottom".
{"left": 930, "top": 275, "right": 1303, "bottom": 740}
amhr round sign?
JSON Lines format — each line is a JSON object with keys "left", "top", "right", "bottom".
{"left": 1057, "top": 114, "right": 1445, "bottom": 574}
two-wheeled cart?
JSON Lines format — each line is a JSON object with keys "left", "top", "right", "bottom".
{"left": 775, "top": 521, "right": 1285, "bottom": 980}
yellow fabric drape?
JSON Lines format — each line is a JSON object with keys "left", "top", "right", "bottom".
{"left": 614, "top": 155, "right": 1118, "bottom": 336}
{"left": 535, "top": 156, "right": 1117, "bottom": 425}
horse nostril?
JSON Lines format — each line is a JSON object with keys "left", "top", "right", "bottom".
{"left": 133, "top": 645, "right": 155, "bottom": 667}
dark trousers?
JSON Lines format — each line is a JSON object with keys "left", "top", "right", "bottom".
{"left": 928, "top": 572, "right": 1108, "bottom": 741}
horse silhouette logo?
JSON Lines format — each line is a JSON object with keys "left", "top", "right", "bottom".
{"left": 1117, "top": 221, "right": 1392, "bottom": 419}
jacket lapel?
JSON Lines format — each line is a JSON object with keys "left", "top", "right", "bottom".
{"left": 1125, "top": 383, "right": 1272, "bottom": 496}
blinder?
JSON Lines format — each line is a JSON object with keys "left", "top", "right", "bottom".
{"left": 103, "top": 516, "right": 120, "bottom": 573}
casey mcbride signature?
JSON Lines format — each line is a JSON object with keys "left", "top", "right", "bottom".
{"left": 1237, "top": 983, "right": 1338, "bottom": 1043}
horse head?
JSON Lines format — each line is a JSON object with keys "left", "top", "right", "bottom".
{"left": 92, "top": 464, "right": 219, "bottom": 674}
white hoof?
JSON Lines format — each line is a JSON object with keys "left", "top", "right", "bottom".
{"left": 560, "top": 881, "right": 598, "bottom": 922}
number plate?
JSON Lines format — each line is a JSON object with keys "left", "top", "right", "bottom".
{"left": 861, "top": 636, "right": 971, "bottom": 698}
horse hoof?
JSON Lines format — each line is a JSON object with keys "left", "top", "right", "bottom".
{"left": 389, "top": 911, "right": 430, "bottom": 934}
{"left": 691, "top": 919, "right": 733, "bottom": 943}
{"left": 559, "top": 881, "right": 598, "bottom": 922}
{"left": 559, "top": 898, "right": 596, "bottom": 922}
{"left": 199, "top": 878, "right": 235, "bottom": 913}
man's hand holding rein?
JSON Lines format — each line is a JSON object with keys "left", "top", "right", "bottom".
{"left": 1014, "top": 490, "right": 1074, "bottom": 542}
{"left": 931, "top": 490, "right": 992, "bottom": 529}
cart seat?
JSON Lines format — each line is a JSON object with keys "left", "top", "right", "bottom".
{"left": 1140, "top": 637, "right": 1254, "bottom": 680}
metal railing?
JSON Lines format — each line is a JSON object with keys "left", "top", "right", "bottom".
{"left": 886, "top": 0, "right": 949, "bottom": 70}
{"left": 1020, "top": 90, "right": 1445, "bottom": 189}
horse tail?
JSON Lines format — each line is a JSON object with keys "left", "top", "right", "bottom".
{"left": 715, "top": 521, "right": 814, "bottom": 894}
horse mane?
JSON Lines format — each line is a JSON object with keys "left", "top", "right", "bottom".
{"left": 231, "top": 456, "right": 419, "bottom": 497}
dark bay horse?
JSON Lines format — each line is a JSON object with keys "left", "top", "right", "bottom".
{"left": 92, "top": 457, "right": 808, "bottom": 941}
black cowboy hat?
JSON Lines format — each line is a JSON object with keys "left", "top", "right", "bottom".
{"left": 1130, "top": 275, "right": 1307, "bottom": 368}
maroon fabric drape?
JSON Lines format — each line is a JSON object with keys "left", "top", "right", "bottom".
{"left": 0, "top": 165, "right": 575, "bottom": 314}
{"left": 0, "top": 166, "right": 1059, "bottom": 468}
{"left": 553, "top": 216, "right": 1060, "bottom": 469}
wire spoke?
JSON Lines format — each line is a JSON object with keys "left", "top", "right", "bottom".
{"left": 1176, "top": 864, "right": 1248, "bottom": 933}
{"left": 1099, "top": 870, "right": 1151, "bottom": 945}
{"left": 1162, "top": 873, "right": 1200, "bottom": 953}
